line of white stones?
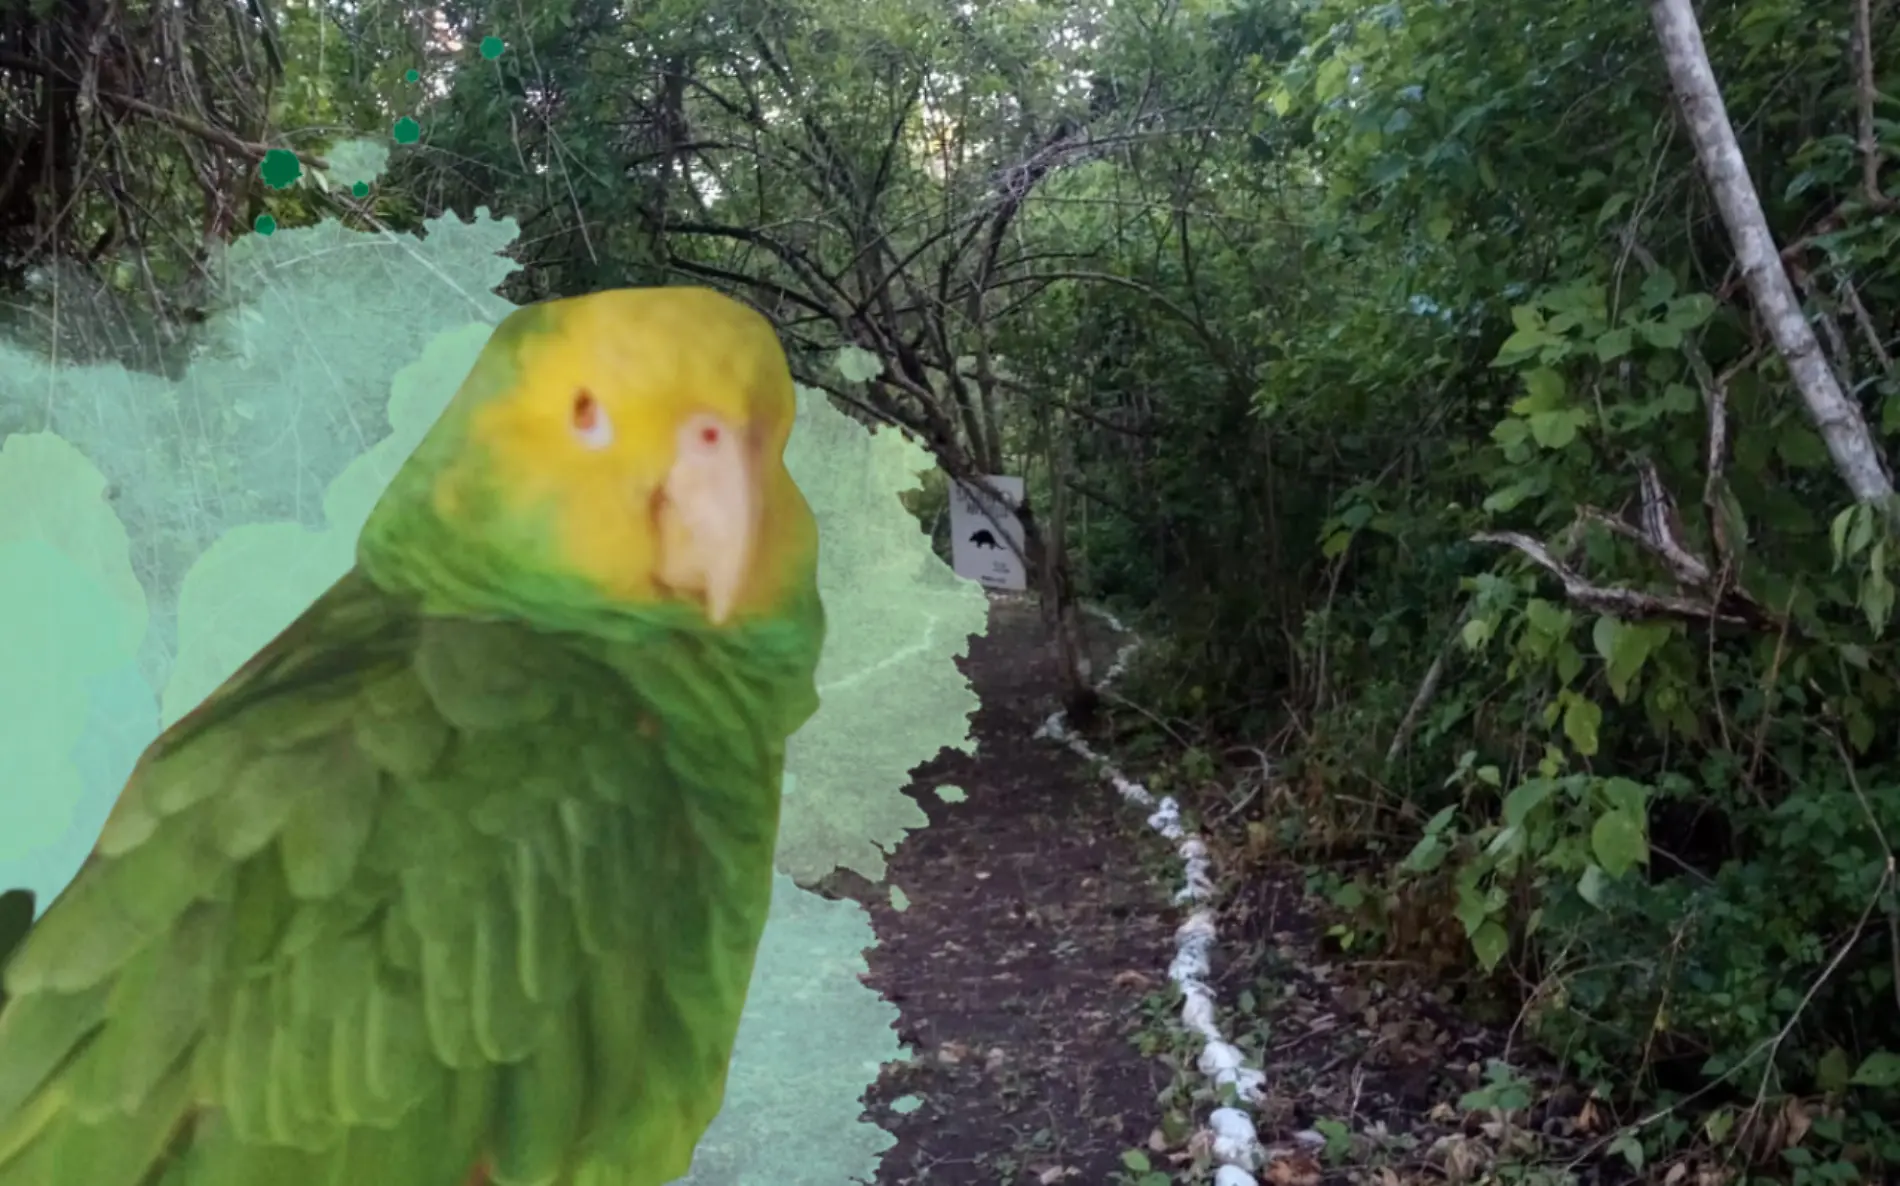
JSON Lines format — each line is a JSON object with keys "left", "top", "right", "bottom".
{"left": 1034, "top": 608, "right": 1322, "bottom": 1186}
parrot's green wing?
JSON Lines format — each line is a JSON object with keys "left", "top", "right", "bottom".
{"left": 0, "top": 567, "right": 790, "bottom": 1186}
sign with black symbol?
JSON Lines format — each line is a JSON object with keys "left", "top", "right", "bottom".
{"left": 947, "top": 474, "right": 1026, "bottom": 592}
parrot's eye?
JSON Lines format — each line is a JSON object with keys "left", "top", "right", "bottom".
{"left": 571, "top": 389, "right": 614, "bottom": 449}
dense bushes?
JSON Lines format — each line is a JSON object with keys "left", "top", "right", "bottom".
{"left": 1050, "top": 0, "right": 1900, "bottom": 1171}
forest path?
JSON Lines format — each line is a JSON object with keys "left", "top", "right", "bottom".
{"left": 838, "top": 596, "right": 1580, "bottom": 1186}
{"left": 842, "top": 596, "right": 1177, "bottom": 1185}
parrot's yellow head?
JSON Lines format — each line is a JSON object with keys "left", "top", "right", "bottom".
{"left": 364, "top": 286, "right": 818, "bottom": 630}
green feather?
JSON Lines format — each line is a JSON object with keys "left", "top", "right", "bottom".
{"left": 412, "top": 620, "right": 559, "bottom": 731}
{"left": 507, "top": 844, "right": 578, "bottom": 1006}
{"left": 277, "top": 763, "right": 382, "bottom": 899}
{"left": 0, "top": 984, "right": 109, "bottom": 1137}
{"left": 145, "top": 730, "right": 251, "bottom": 818}
{"left": 492, "top": 1010, "right": 584, "bottom": 1186}
{"left": 357, "top": 967, "right": 428, "bottom": 1117}
{"left": 5, "top": 806, "right": 225, "bottom": 995}
{"left": 70, "top": 902, "right": 223, "bottom": 1121}
{"left": 418, "top": 932, "right": 482, "bottom": 1071}
{"left": 469, "top": 878, "right": 536, "bottom": 1063}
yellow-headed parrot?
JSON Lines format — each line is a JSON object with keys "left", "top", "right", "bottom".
{"left": 0, "top": 286, "right": 826, "bottom": 1186}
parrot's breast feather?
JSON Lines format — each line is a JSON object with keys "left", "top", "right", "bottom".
{"left": 0, "top": 568, "right": 806, "bottom": 1186}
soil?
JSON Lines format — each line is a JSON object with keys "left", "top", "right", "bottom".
{"left": 837, "top": 596, "right": 1615, "bottom": 1186}
{"left": 835, "top": 595, "right": 1174, "bottom": 1185}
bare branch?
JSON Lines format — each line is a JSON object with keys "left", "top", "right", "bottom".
{"left": 1471, "top": 530, "right": 1751, "bottom": 623}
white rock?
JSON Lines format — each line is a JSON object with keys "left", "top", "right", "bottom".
{"left": 1209, "top": 1108, "right": 1263, "bottom": 1170}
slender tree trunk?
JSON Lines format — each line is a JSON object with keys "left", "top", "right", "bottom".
{"left": 1649, "top": 0, "right": 1895, "bottom": 513}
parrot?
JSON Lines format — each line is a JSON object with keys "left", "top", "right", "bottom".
{"left": 0, "top": 285, "right": 827, "bottom": 1186}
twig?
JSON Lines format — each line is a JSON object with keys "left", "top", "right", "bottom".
{"left": 0, "top": 51, "right": 328, "bottom": 170}
{"left": 1851, "top": 0, "right": 1896, "bottom": 211}
{"left": 1385, "top": 605, "right": 1473, "bottom": 765}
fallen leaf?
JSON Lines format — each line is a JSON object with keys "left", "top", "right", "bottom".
{"left": 1266, "top": 1153, "right": 1321, "bottom": 1186}
{"left": 1113, "top": 970, "right": 1154, "bottom": 991}
{"left": 1781, "top": 1098, "right": 1812, "bottom": 1147}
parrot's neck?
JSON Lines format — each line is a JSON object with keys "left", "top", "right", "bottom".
{"left": 357, "top": 516, "right": 825, "bottom": 735}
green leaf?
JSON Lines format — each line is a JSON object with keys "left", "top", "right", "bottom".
{"left": 1832, "top": 505, "right": 1860, "bottom": 569}
{"left": 1462, "top": 616, "right": 1496, "bottom": 650}
{"left": 1590, "top": 808, "right": 1647, "bottom": 877}
{"left": 1510, "top": 304, "right": 1544, "bottom": 334}
{"left": 1527, "top": 409, "right": 1586, "bottom": 449}
{"left": 1562, "top": 694, "right": 1602, "bottom": 756}
{"left": 1594, "top": 616, "right": 1665, "bottom": 701}
{"left": 1863, "top": 561, "right": 1895, "bottom": 637}
{"left": 1850, "top": 1051, "right": 1900, "bottom": 1087}
{"left": 1847, "top": 503, "right": 1877, "bottom": 560}
{"left": 1594, "top": 327, "right": 1633, "bottom": 362}
{"left": 1120, "top": 1149, "right": 1153, "bottom": 1173}
{"left": 1501, "top": 778, "right": 1557, "bottom": 827}
{"left": 1491, "top": 418, "right": 1531, "bottom": 449}
{"left": 1660, "top": 382, "right": 1698, "bottom": 414}
{"left": 1600, "top": 777, "right": 1648, "bottom": 817}
{"left": 1521, "top": 367, "right": 1566, "bottom": 407}
{"left": 1609, "top": 1133, "right": 1645, "bottom": 1171}
{"left": 1523, "top": 598, "right": 1570, "bottom": 638}
{"left": 1591, "top": 615, "right": 1622, "bottom": 661}
{"left": 1638, "top": 270, "right": 1677, "bottom": 307}
{"left": 1666, "top": 293, "right": 1717, "bottom": 329}
{"left": 1777, "top": 427, "right": 1830, "bottom": 469}
{"left": 1482, "top": 478, "right": 1540, "bottom": 512}
{"left": 1637, "top": 321, "right": 1683, "bottom": 349}
{"left": 1453, "top": 879, "right": 1489, "bottom": 935}
{"left": 1576, "top": 863, "right": 1610, "bottom": 908}
{"left": 1401, "top": 832, "right": 1447, "bottom": 874}
{"left": 1470, "top": 919, "right": 1508, "bottom": 971}
{"left": 1817, "top": 1046, "right": 1854, "bottom": 1093}
{"left": 1493, "top": 328, "right": 1553, "bottom": 364}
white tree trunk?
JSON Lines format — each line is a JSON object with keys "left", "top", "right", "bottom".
{"left": 1649, "top": 0, "right": 1894, "bottom": 507}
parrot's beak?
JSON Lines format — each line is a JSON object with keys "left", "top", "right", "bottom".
{"left": 654, "top": 417, "right": 762, "bottom": 626}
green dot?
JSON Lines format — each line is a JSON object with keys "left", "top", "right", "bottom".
{"left": 934, "top": 784, "right": 966, "bottom": 804}
{"left": 889, "top": 1095, "right": 923, "bottom": 1115}
{"left": 258, "top": 149, "right": 302, "bottom": 190}
{"left": 351, "top": 181, "right": 369, "bottom": 198}
{"left": 252, "top": 214, "right": 277, "bottom": 236}
{"left": 392, "top": 117, "right": 421, "bottom": 145}
{"left": 479, "top": 36, "right": 505, "bottom": 60}
{"left": 888, "top": 885, "right": 909, "bottom": 912}
{"left": 404, "top": 68, "right": 420, "bottom": 82}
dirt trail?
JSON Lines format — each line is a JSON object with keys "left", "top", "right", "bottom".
{"left": 838, "top": 597, "right": 1176, "bottom": 1184}
{"left": 838, "top": 597, "right": 1575, "bottom": 1186}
